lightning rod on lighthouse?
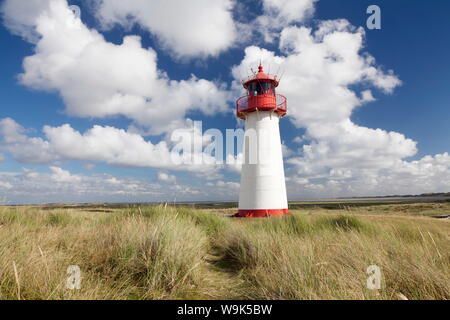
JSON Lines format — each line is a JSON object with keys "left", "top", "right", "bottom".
{"left": 235, "top": 64, "right": 289, "bottom": 217}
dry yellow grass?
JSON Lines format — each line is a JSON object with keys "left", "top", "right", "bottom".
{"left": 0, "top": 203, "right": 448, "bottom": 300}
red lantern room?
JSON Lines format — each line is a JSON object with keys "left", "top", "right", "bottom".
{"left": 236, "top": 64, "right": 287, "bottom": 120}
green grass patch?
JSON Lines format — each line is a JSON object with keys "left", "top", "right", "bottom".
{"left": 314, "top": 215, "right": 376, "bottom": 233}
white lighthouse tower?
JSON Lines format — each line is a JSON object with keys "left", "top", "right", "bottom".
{"left": 235, "top": 64, "right": 288, "bottom": 217}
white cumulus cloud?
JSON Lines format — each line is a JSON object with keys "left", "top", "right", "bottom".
{"left": 50, "top": 166, "right": 81, "bottom": 183}
{"left": 254, "top": 0, "right": 318, "bottom": 42}
{"left": 0, "top": 118, "right": 229, "bottom": 176}
{"left": 0, "top": 181, "right": 13, "bottom": 190}
{"left": 92, "top": 0, "right": 237, "bottom": 58}
{"left": 2, "top": 0, "right": 230, "bottom": 135}
{"left": 158, "top": 172, "right": 176, "bottom": 183}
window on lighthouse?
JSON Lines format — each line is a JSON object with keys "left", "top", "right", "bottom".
{"left": 248, "top": 81, "right": 275, "bottom": 96}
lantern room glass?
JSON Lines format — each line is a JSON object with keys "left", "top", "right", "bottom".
{"left": 248, "top": 81, "right": 275, "bottom": 96}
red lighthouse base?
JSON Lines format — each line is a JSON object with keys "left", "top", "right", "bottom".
{"left": 233, "top": 209, "right": 289, "bottom": 218}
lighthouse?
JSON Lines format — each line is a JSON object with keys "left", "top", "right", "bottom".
{"left": 235, "top": 64, "right": 288, "bottom": 217}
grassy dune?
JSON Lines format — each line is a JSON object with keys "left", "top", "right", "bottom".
{"left": 0, "top": 203, "right": 448, "bottom": 300}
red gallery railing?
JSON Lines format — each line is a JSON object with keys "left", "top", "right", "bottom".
{"left": 236, "top": 94, "right": 287, "bottom": 119}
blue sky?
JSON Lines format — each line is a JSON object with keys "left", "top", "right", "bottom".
{"left": 0, "top": 0, "right": 449, "bottom": 204}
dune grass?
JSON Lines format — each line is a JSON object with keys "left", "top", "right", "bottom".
{"left": 0, "top": 204, "right": 448, "bottom": 300}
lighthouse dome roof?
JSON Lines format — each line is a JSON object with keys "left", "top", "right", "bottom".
{"left": 242, "top": 64, "right": 279, "bottom": 88}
